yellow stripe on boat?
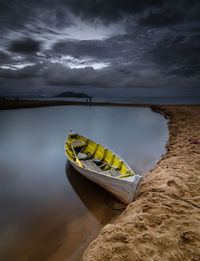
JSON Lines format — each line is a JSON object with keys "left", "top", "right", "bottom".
{"left": 65, "top": 133, "right": 132, "bottom": 176}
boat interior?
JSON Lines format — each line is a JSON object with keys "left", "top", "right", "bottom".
{"left": 65, "top": 133, "right": 135, "bottom": 178}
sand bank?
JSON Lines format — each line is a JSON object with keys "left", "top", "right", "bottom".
{"left": 83, "top": 105, "right": 200, "bottom": 261}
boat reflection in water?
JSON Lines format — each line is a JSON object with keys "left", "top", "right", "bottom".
{"left": 66, "top": 161, "right": 124, "bottom": 220}
{"left": 65, "top": 162, "right": 124, "bottom": 260}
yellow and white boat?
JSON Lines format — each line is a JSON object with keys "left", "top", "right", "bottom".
{"left": 65, "top": 131, "right": 142, "bottom": 204}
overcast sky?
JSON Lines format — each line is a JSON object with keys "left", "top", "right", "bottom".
{"left": 0, "top": 0, "right": 200, "bottom": 98}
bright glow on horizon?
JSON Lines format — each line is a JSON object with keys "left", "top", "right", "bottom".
{"left": 49, "top": 55, "right": 109, "bottom": 70}
{"left": 0, "top": 54, "right": 109, "bottom": 72}
{"left": 0, "top": 63, "right": 35, "bottom": 70}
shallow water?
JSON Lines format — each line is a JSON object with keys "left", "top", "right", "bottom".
{"left": 0, "top": 105, "right": 168, "bottom": 261}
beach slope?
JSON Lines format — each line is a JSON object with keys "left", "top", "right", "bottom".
{"left": 83, "top": 105, "right": 200, "bottom": 261}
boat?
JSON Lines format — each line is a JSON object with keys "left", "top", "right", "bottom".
{"left": 65, "top": 131, "right": 142, "bottom": 204}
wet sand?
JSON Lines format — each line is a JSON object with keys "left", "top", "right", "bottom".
{"left": 83, "top": 105, "right": 200, "bottom": 261}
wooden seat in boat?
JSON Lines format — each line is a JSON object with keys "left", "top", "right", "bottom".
{"left": 71, "top": 140, "right": 85, "bottom": 148}
{"left": 77, "top": 152, "right": 88, "bottom": 160}
{"left": 77, "top": 152, "right": 92, "bottom": 160}
{"left": 81, "top": 160, "right": 102, "bottom": 172}
{"left": 104, "top": 169, "right": 122, "bottom": 177}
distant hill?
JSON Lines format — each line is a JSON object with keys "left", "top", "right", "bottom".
{"left": 55, "top": 91, "right": 91, "bottom": 98}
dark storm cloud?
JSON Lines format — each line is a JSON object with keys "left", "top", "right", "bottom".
{"left": 45, "top": 64, "right": 96, "bottom": 86}
{"left": 0, "top": 51, "right": 10, "bottom": 63}
{"left": 139, "top": 10, "right": 182, "bottom": 27}
{"left": 53, "top": 40, "right": 106, "bottom": 58}
{"left": 0, "top": 0, "right": 197, "bottom": 31}
{"left": 8, "top": 38, "right": 41, "bottom": 54}
{"left": 151, "top": 32, "right": 200, "bottom": 77}
{"left": 0, "top": 63, "right": 43, "bottom": 79}
{"left": 138, "top": 1, "right": 199, "bottom": 27}
{"left": 63, "top": 0, "right": 200, "bottom": 27}
{"left": 44, "top": 63, "right": 200, "bottom": 91}
{"left": 52, "top": 35, "right": 139, "bottom": 60}
{"left": 0, "top": 0, "right": 200, "bottom": 97}
{"left": 65, "top": 0, "right": 165, "bottom": 22}
{"left": 0, "top": 0, "right": 165, "bottom": 26}
{"left": 0, "top": 0, "right": 71, "bottom": 31}
{"left": 51, "top": 32, "right": 153, "bottom": 69}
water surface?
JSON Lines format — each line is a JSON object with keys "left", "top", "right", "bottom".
{"left": 0, "top": 105, "right": 168, "bottom": 261}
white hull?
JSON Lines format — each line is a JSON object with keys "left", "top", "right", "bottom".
{"left": 68, "top": 159, "right": 141, "bottom": 204}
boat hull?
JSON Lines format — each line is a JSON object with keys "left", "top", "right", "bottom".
{"left": 69, "top": 159, "right": 141, "bottom": 204}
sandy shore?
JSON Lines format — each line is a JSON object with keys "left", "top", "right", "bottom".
{"left": 83, "top": 105, "right": 200, "bottom": 261}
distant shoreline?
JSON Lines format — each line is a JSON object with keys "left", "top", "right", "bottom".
{"left": 0, "top": 99, "right": 149, "bottom": 110}
{"left": 0, "top": 99, "right": 199, "bottom": 110}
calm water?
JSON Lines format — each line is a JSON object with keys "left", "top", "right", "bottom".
{"left": 0, "top": 106, "right": 168, "bottom": 261}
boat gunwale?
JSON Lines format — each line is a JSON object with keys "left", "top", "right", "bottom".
{"left": 68, "top": 157, "right": 138, "bottom": 184}
{"left": 65, "top": 132, "right": 135, "bottom": 178}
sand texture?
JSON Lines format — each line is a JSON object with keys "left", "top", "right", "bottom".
{"left": 83, "top": 105, "right": 200, "bottom": 261}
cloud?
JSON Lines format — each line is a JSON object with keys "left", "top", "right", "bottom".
{"left": 0, "top": 63, "right": 43, "bottom": 79}
{"left": 64, "top": 0, "right": 166, "bottom": 22}
{"left": 151, "top": 32, "right": 200, "bottom": 77}
{"left": 44, "top": 63, "right": 199, "bottom": 91}
{"left": 0, "top": 0, "right": 200, "bottom": 98}
{"left": 8, "top": 38, "right": 41, "bottom": 54}
{"left": 137, "top": 1, "right": 200, "bottom": 28}
{"left": 1, "top": 0, "right": 197, "bottom": 34}
{"left": 51, "top": 33, "right": 146, "bottom": 64}
{"left": 45, "top": 64, "right": 96, "bottom": 85}
{"left": 52, "top": 39, "right": 107, "bottom": 58}
{"left": 0, "top": 51, "right": 11, "bottom": 63}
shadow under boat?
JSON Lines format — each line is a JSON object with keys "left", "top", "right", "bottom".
{"left": 65, "top": 161, "right": 126, "bottom": 224}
